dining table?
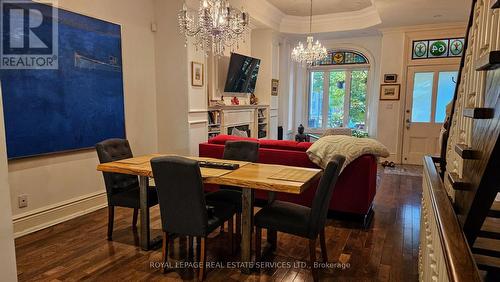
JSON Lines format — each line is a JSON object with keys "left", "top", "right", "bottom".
{"left": 97, "top": 154, "right": 322, "bottom": 273}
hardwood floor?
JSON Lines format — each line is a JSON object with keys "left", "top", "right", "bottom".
{"left": 15, "top": 165, "right": 422, "bottom": 281}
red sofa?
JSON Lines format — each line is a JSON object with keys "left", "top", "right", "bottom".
{"left": 199, "top": 135, "right": 377, "bottom": 223}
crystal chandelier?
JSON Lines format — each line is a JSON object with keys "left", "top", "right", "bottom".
{"left": 178, "top": 0, "right": 250, "bottom": 56}
{"left": 291, "top": 0, "right": 327, "bottom": 65}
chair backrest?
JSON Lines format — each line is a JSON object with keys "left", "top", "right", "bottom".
{"left": 96, "top": 139, "right": 139, "bottom": 197}
{"left": 223, "top": 141, "right": 260, "bottom": 162}
{"left": 308, "top": 155, "right": 346, "bottom": 238}
{"left": 151, "top": 156, "right": 208, "bottom": 237}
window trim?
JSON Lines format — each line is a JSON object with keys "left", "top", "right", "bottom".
{"left": 306, "top": 64, "right": 370, "bottom": 131}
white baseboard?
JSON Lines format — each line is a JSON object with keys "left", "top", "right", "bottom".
{"left": 12, "top": 191, "right": 108, "bottom": 238}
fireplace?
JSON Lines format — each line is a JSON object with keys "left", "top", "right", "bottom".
{"left": 227, "top": 124, "right": 251, "bottom": 137}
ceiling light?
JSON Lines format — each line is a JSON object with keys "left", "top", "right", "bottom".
{"left": 178, "top": 0, "right": 250, "bottom": 56}
{"left": 291, "top": 0, "right": 327, "bottom": 66}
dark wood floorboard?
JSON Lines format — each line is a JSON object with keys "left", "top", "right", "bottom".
{"left": 15, "top": 165, "right": 422, "bottom": 281}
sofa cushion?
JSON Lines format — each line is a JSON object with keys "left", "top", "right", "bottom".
{"left": 296, "top": 142, "right": 314, "bottom": 151}
{"left": 208, "top": 135, "right": 313, "bottom": 152}
{"left": 208, "top": 134, "right": 258, "bottom": 145}
{"left": 259, "top": 140, "right": 306, "bottom": 151}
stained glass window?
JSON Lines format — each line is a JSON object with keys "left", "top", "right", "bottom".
{"left": 412, "top": 38, "right": 465, "bottom": 60}
{"left": 316, "top": 50, "right": 369, "bottom": 66}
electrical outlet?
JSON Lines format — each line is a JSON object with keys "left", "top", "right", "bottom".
{"left": 18, "top": 194, "right": 28, "bottom": 208}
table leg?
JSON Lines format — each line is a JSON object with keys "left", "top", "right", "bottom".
{"left": 139, "top": 176, "right": 150, "bottom": 251}
{"left": 241, "top": 188, "right": 253, "bottom": 274}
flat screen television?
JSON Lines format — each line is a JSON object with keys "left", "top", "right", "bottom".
{"left": 224, "top": 53, "right": 261, "bottom": 94}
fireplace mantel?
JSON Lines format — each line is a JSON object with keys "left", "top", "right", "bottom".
{"left": 207, "top": 106, "right": 269, "bottom": 140}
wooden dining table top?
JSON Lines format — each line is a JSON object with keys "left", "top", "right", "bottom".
{"left": 96, "top": 154, "right": 322, "bottom": 194}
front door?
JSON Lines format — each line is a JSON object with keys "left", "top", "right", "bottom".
{"left": 402, "top": 65, "right": 458, "bottom": 165}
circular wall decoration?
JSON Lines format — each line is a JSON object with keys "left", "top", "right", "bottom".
{"left": 414, "top": 42, "right": 427, "bottom": 58}
{"left": 429, "top": 41, "right": 448, "bottom": 57}
{"left": 449, "top": 39, "right": 464, "bottom": 56}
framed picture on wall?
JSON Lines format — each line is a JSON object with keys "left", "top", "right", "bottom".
{"left": 271, "top": 79, "right": 279, "bottom": 96}
{"left": 384, "top": 74, "right": 398, "bottom": 83}
{"left": 191, "top": 61, "right": 204, "bottom": 87}
{"left": 380, "top": 84, "right": 401, "bottom": 100}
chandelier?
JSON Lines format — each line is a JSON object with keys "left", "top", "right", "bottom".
{"left": 291, "top": 0, "right": 327, "bottom": 65}
{"left": 178, "top": 0, "right": 250, "bottom": 56}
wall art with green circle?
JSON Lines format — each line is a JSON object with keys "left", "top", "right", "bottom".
{"left": 411, "top": 38, "right": 465, "bottom": 60}
{"left": 428, "top": 40, "right": 449, "bottom": 58}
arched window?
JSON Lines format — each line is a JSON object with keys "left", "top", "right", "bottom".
{"left": 308, "top": 49, "right": 370, "bottom": 130}
{"left": 317, "top": 50, "right": 369, "bottom": 66}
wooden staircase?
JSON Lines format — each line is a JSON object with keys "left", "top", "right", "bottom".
{"left": 473, "top": 202, "right": 500, "bottom": 277}
{"left": 440, "top": 0, "right": 500, "bottom": 280}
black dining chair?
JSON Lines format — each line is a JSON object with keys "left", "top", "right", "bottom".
{"left": 254, "top": 155, "right": 345, "bottom": 282}
{"left": 96, "top": 139, "right": 158, "bottom": 241}
{"left": 151, "top": 156, "right": 237, "bottom": 281}
{"left": 205, "top": 141, "right": 260, "bottom": 236}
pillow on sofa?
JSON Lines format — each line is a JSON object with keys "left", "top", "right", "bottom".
{"left": 231, "top": 127, "right": 248, "bottom": 137}
{"left": 306, "top": 135, "right": 389, "bottom": 171}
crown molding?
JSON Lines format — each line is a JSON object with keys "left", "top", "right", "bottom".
{"left": 379, "top": 22, "right": 467, "bottom": 34}
{"left": 280, "top": 6, "right": 381, "bottom": 34}
{"left": 185, "top": 0, "right": 382, "bottom": 35}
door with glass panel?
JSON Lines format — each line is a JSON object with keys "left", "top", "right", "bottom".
{"left": 402, "top": 66, "right": 458, "bottom": 165}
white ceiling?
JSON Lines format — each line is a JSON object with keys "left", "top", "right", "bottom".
{"left": 185, "top": 0, "right": 471, "bottom": 36}
{"left": 267, "top": 0, "right": 372, "bottom": 16}
{"left": 374, "top": 0, "right": 470, "bottom": 28}
{"left": 260, "top": 0, "right": 470, "bottom": 32}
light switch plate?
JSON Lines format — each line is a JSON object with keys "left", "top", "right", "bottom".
{"left": 18, "top": 194, "right": 28, "bottom": 208}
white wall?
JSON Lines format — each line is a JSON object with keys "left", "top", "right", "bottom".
{"left": 252, "top": 29, "right": 280, "bottom": 139}
{"left": 377, "top": 31, "right": 405, "bottom": 162}
{"left": 187, "top": 37, "right": 209, "bottom": 156}
{"left": 10, "top": 0, "right": 159, "bottom": 235}
{"left": 252, "top": 29, "right": 274, "bottom": 106}
{"left": 0, "top": 86, "right": 18, "bottom": 282}
{"left": 278, "top": 39, "right": 292, "bottom": 136}
{"left": 154, "top": 0, "right": 190, "bottom": 155}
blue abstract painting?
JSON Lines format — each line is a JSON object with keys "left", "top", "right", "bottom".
{"left": 0, "top": 2, "right": 125, "bottom": 159}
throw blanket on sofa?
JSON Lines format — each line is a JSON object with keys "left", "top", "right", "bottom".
{"left": 306, "top": 135, "right": 390, "bottom": 171}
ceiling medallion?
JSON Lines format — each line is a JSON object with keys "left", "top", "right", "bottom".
{"left": 178, "top": 0, "right": 250, "bottom": 56}
{"left": 291, "top": 0, "right": 328, "bottom": 66}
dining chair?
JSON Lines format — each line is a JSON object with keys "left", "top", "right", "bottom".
{"left": 96, "top": 139, "right": 158, "bottom": 241}
{"left": 253, "top": 155, "right": 345, "bottom": 281}
{"left": 151, "top": 156, "right": 237, "bottom": 281}
{"left": 205, "top": 140, "right": 260, "bottom": 236}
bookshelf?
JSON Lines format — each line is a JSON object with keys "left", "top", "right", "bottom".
{"left": 257, "top": 107, "right": 269, "bottom": 139}
{"left": 207, "top": 109, "right": 222, "bottom": 139}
